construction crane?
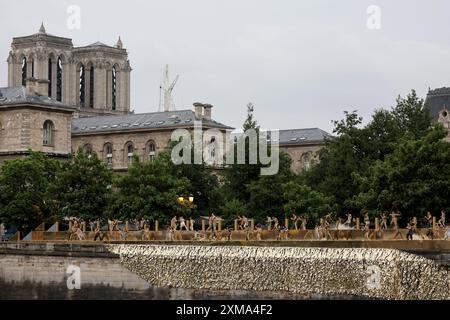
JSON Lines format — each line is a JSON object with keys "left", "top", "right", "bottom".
{"left": 158, "top": 65, "right": 179, "bottom": 112}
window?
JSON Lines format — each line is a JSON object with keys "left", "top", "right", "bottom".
{"left": 79, "top": 64, "right": 85, "bottom": 106}
{"left": 89, "top": 66, "right": 94, "bottom": 108}
{"left": 56, "top": 58, "right": 62, "bottom": 102}
{"left": 48, "top": 59, "right": 52, "bottom": 97}
{"left": 125, "top": 142, "right": 134, "bottom": 165}
{"left": 112, "top": 67, "right": 117, "bottom": 110}
{"left": 209, "top": 137, "right": 216, "bottom": 159}
{"left": 21, "top": 57, "right": 27, "bottom": 86}
{"left": 104, "top": 143, "right": 113, "bottom": 166}
{"left": 83, "top": 144, "right": 93, "bottom": 155}
{"left": 43, "top": 120, "right": 54, "bottom": 146}
{"left": 301, "top": 153, "right": 311, "bottom": 171}
{"left": 147, "top": 141, "right": 156, "bottom": 161}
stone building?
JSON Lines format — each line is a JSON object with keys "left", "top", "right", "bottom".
{"left": 0, "top": 84, "right": 74, "bottom": 165}
{"left": 231, "top": 128, "right": 331, "bottom": 173}
{"left": 278, "top": 128, "right": 332, "bottom": 172}
{"left": 72, "top": 106, "right": 233, "bottom": 171}
{"left": 0, "top": 25, "right": 332, "bottom": 173}
{"left": 7, "top": 23, "right": 130, "bottom": 117}
{"left": 424, "top": 87, "right": 450, "bottom": 142}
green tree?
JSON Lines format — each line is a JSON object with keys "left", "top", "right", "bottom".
{"left": 177, "top": 163, "right": 220, "bottom": 214}
{"left": 169, "top": 136, "right": 221, "bottom": 215}
{"left": 0, "top": 152, "right": 60, "bottom": 232}
{"left": 108, "top": 152, "right": 191, "bottom": 226}
{"left": 48, "top": 149, "right": 112, "bottom": 221}
{"left": 220, "top": 198, "right": 247, "bottom": 228}
{"left": 282, "top": 181, "right": 335, "bottom": 225}
{"left": 223, "top": 102, "right": 263, "bottom": 202}
{"left": 302, "top": 90, "right": 433, "bottom": 214}
{"left": 392, "top": 89, "right": 432, "bottom": 139}
{"left": 301, "top": 120, "right": 363, "bottom": 214}
{"left": 353, "top": 125, "right": 450, "bottom": 220}
{"left": 247, "top": 152, "right": 293, "bottom": 223}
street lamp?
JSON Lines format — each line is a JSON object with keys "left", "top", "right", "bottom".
{"left": 177, "top": 195, "right": 194, "bottom": 208}
{"left": 176, "top": 195, "right": 195, "bottom": 231}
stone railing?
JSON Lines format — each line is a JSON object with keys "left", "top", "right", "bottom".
{"left": 109, "top": 245, "right": 450, "bottom": 300}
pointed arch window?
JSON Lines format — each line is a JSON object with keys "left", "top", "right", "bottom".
{"left": 89, "top": 66, "right": 94, "bottom": 108}
{"left": 301, "top": 153, "right": 311, "bottom": 171}
{"left": 56, "top": 58, "right": 63, "bottom": 102}
{"left": 21, "top": 57, "right": 27, "bottom": 86}
{"left": 112, "top": 67, "right": 117, "bottom": 110}
{"left": 79, "top": 64, "right": 85, "bottom": 107}
{"left": 125, "top": 142, "right": 134, "bottom": 165}
{"left": 43, "top": 120, "right": 54, "bottom": 146}
{"left": 104, "top": 143, "right": 113, "bottom": 166}
{"left": 209, "top": 137, "right": 217, "bottom": 159}
{"left": 147, "top": 140, "right": 156, "bottom": 161}
{"left": 83, "top": 143, "right": 93, "bottom": 155}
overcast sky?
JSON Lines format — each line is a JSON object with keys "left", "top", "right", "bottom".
{"left": 1, "top": 0, "right": 450, "bottom": 133}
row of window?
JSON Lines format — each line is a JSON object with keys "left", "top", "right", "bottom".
{"left": 42, "top": 120, "right": 158, "bottom": 167}
{"left": 82, "top": 141, "right": 157, "bottom": 166}
{"left": 22, "top": 57, "right": 63, "bottom": 102}
{"left": 77, "top": 63, "right": 118, "bottom": 110}
{"left": 40, "top": 120, "right": 311, "bottom": 170}
{"left": 21, "top": 56, "right": 118, "bottom": 110}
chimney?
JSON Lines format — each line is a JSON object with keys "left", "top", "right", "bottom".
{"left": 193, "top": 102, "right": 204, "bottom": 118}
{"left": 203, "top": 103, "right": 213, "bottom": 120}
{"left": 25, "top": 78, "right": 49, "bottom": 97}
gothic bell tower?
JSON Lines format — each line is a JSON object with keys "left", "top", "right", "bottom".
{"left": 7, "top": 24, "right": 131, "bottom": 116}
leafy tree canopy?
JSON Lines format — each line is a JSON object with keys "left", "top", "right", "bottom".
{"left": 0, "top": 152, "right": 60, "bottom": 231}
{"left": 352, "top": 125, "right": 450, "bottom": 219}
{"left": 108, "top": 152, "right": 191, "bottom": 226}
{"left": 48, "top": 149, "right": 112, "bottom": 221}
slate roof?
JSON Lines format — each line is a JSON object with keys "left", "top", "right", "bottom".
{"left": 231, "top": 128, "right": 332, "bottom": 146}
{"left": 278, "top": 128, "right": 333, "bottom": 145}
{"left": 0, "top": 86, "right": 71, "bottom": 109}
{"left": 424, "top": 87, "right": 450, "bottom": 121}
{"left": 72, "top": 110, "right": 233, "bottom": 135}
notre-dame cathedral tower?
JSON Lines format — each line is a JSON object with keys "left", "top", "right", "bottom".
{"left": 6, "top": 23, "right": 131, "bottom": 116}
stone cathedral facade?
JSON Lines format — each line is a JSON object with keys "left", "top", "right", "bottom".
{"left": 6, "top": 24, "right": 131, "bottom": 116}
{"left": 0, "top": 25, "right": 333, "bottom": 172}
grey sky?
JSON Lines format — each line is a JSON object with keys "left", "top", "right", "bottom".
{"left": 1, "top": 0, "right": 450, "bottom": 133}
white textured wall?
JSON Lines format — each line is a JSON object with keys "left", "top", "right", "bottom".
{"left": 109, "top": 245, "right": 450, "bottom": 300}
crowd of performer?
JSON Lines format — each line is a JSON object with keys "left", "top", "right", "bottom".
{"left": 42, "top": 209, "right": 450, "bottom": 242}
